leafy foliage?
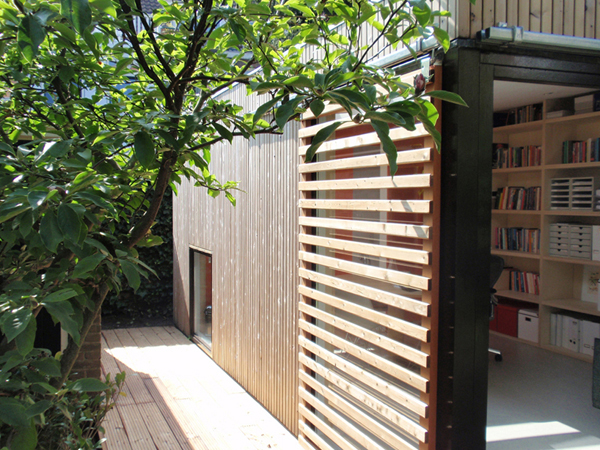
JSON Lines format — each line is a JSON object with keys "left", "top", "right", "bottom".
{"left": 0, "top": 0, "right": 463, "bottom": 445}
{"left": 0, "top": 349, "right": 125, "bottom": 450}
{"left": 103, "top": 189, "right": 173, "bottom": 323}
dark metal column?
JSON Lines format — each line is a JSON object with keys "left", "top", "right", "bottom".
{"left": 437, "top": 46, "right": 494, "bottom": 450}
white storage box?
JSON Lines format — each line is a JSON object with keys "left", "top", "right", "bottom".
{"left": 518, "top": 309, "right": 539, "bottom": 343}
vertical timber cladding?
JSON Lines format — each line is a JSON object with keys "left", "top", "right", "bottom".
{"left": 456, "top": 0, "right": 600, "bottom": 38}
{"left": 298, "top": 69, "right": 442, "bottom": 450}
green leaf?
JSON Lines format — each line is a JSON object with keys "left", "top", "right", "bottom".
{"left": 250, "top": 81, "right": 284, "bottom": 94}
{"left": 17, "top": 14, "right": 47, "bottom": 62}
{"left": 1, "top": 307, "right": 32, "bottom": 342}
{"left": 371, "top": 120, "right": 398, "bottom": 176}
{"left": 413, "top": 3, "right": 431, "bottom": 26}
{"left": 283, "top": 75, "right": 314, "bottom": 89}
{"left": 137, "top": 235, "right": 164, "bottom": 248}
{"left": 309, "top": 99, "right": 325, "bottom": 118}
{"left": 31, "top": 358, "right": 62, "bottom": 377}
{"left": 275, "top": 96, "right": 306, "bottom": 130}
{"left": 27, "top": 191, "right": 47, "bottom": 209}
{"left": 120, "top": 260, "right": 140, "bottom": 291}
{"left": 43, "top": 301, "right": 80, "bottom": 345}
{"left": 0, "top": 398, "right": 30, "bottom": 427}
{"left": 364, "top": 111, "right": 406, "bottom": 127}
{"left": 26, "top": 400, "right": 52, "bottom": 418}
{"left": 9, "top": 425, "right": 37, "bottom": 450}
{"left": 426, "top": 90, "right": 468, "bottom": 107}
{"left": 48, "top": 140, "right": 73, "bottom": 158}
{"left": 0, "top": 203, "right": 30, "bottom": 223}
{"left": 364, "top": 85, "right": 377, "bottom": 103}
{"left": 253, "top": 95, "right": 282, "bottom": 125}
{"left": 58, "top": 203, "right": 83, "bottom": 243}
{"left": 68, "top": 378, "right": 109, "bottom": 392}
{"left": 433, "top": 27, "right": 450, "bottom": 52}
{"left": 61, "top": 0, "right": 92, "bottom": 34}
{"left": 213, "top": 123, "right": 233, "bottom": 143}
{"left": 75, "top": 192, "right": 117, "bottom": 215}
{"left": 19, "top": 210, "right": 33, "bottom": 238}
{"left": 90, "top": 0, "right": 117, "bottom": 17}
{"left": 71, "top": 254, "right": 105, "bottom": 279}
{"left": 304, "top": 121, "right": 344, "bottom": 163}
{"left": 134, "top": 130, "right": 155, "bottom": 168}
{"left": 15, "top": 318, "right": 35, "bottom": 356}
{"left": 43, "top": 288, "right": 78, "bottom": 303}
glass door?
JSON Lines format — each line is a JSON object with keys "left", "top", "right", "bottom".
{"left": 192, "top": 250, "right": 212, "bottom": 351}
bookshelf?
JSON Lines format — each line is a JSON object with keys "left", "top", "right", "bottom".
{"left": 492, "top": 102, "right": 600, "bottom": 362}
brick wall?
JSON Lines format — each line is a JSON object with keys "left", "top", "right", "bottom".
{"left": 70, "top": 315, "right": 102, "bottom": 380}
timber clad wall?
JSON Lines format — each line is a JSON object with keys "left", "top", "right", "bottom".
{"left": 173, "top": 84, "right": 301, "bottom": 433}
{"left": 456, "top": 0, "right": 600, "bottom": 38}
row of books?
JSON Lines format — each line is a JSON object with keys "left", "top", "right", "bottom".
{"left": 550, "top": 313, "right": 600, "bottom": 356}
{"left": 508, "top": 269, "right": 540, "bottom": 295}
{"left": 493, "top": 144, "right": 542, "bottom": 169}
{"left": 494, "top": 103, "right": 543, "bottom": 126}
{"left": 493, "top": 227, "right": 541, "bottom": 254}
{"left": 562, "top": 138, "right": 600, "bottom": 164}
{"left": 492, "top": 186, "right": 541, "bottom": 211}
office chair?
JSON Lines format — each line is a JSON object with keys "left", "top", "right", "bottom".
{"left": 489, "top": 255, "right": 504, "bottom": 362}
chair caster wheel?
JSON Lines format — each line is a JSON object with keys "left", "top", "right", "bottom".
{"left": 495, "top": 354, "right": 503, "bottom": 362}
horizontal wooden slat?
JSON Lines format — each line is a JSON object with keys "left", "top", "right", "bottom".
{"left": 299, "top": 434, "right": 320, "bottom": 450}
{"left": 299, "top": 233, "right": 430, "bottom": 265}
{"left": 298, "top": 120, "right": 427, "bottom": 141}
{"left": 299, "top": 268, "right": 429, "bottom": 317}
{"left": 299, "top": 148, "right": 433, "bottom": 173}
{"left": 299, "top": 125, "right": 428, "bottom": 156}
{"left": 299, "top": 386, "right": 386, "bottom": 450}
{"left": 299, "top": 174, "right": 431, "bottom": 191}
{"left": 299, "top": 216, "right": 430, "bottom": 239}
{"left": 299, "top": 353, "right": 427, "bottom": 443}
{"left": 299, "top": 251, "right": 431, "bottom": 291}
{"left": 299, "top": 303, "right": 428, "bottom": 366}
{"left": 299, "top": 407, "right": 359, "bottom": 450}
{"left": 298, "top": 319, "right": 429, "bottom": 392}
{"left": 298, "top": 429, "right": 332, "bottom": 450}
{"left": 299, "top": 336, "right": 427, "bottom": 417}
{"left": 298, "top": 199, "right": 431, "bottom": 214}
{"left": 298, "top": 285, "right": 429, "bottom": 344}
{"left": 300, "top": 374, "right": 419, "bottom": 450}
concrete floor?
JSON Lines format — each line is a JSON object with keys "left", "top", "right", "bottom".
{"left": 487, "top": 334, "right": 600, "bottom": 450}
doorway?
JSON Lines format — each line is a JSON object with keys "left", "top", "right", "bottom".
{"left": 191, "top": 249, "right": 213, "bottom": 351}
{"left": 439, "top": 43, "right": 600, "bottom": 448}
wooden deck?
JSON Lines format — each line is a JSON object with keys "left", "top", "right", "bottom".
{"left": 100, "top": 326, "right": 301, "bottom": 450}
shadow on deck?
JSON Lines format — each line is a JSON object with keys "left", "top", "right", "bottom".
{"left": 101, "top": 326, "right": 301, "bottom": 450}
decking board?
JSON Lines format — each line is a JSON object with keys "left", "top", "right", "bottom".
{"left": 101, "top": 326, "right": 300, "bottom": 450}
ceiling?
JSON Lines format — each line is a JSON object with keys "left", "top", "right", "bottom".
{"left": 493, "top": 81, "right": 596, "bottom": 111}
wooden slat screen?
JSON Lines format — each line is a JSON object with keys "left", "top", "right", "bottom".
{"left": 298, "top": 69, "right": 441, "bottom": 450}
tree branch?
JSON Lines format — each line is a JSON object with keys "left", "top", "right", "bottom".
{"left": 134, "top": 0, "right": 176, "bottom": 82}
{"left": 353, "top": 0, "right": 410, "bottom": 70}
{"left": 117, "top": 0, "right": 174, "bottom": 111}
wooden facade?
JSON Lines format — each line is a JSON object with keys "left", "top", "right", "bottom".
{"left": 172, "top": 1, "right": 600, "bottom": 447}
{"left": 456, "top": 0, "right": 600, "bottom": 39}
{"left": 172, "top": 83, "right": 302, "bottom": 432}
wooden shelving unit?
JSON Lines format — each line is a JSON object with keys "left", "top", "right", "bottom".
{"left": 492, "top": 105, "right": 600, "bottom": 363}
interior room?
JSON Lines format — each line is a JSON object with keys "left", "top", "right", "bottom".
{"left": 486, "top": 80, "right": 600, "bottom": 449}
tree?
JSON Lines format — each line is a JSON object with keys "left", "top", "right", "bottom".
{"left": 0, "top": 0, "right": 466, "bottom": 446}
